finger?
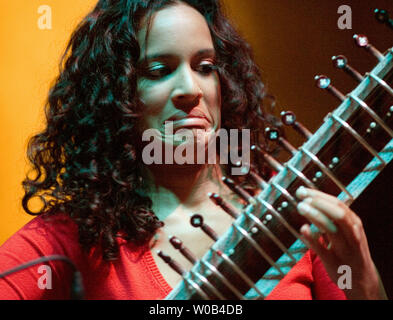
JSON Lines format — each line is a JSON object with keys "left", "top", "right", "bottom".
{"left": 300, "top": 224, "right": 335, "bottom": 265}
{"left": 307, "top": 196, "right": 346, "bottom": 221}
{"left": 296, "top": 187, "right": 342, "bottom": 205}
{"left": 296, "top": 187, "right": 364, "bottom": 239}
{"left": 297, "top": 197, "right": 355, "bottom": 258}
{"left": 304, "top": 196, "right": 366, "bottom": 247}
{"left": 297, "top": 198, "right": 337, "bottom": 234}
{"left": 301, "top": 197, "right": 369, "bottom": 263}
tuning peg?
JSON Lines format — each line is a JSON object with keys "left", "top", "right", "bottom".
{"left": 169, "top": 236, "right": 197, "bottom": 264}
{"left": 264, "top": 127, "right": 297, "bottom": 156}
{"left": 251, "top": 145, "right": 284, "bottom": 172}
{"left": 232, "top": 160, "right": 267, "bottom": 192}
{"left": 249, "top": 168, "right": 269, "bottom": 190}
{"left": 157, "top": 250, "right": 187, "bottom": 276}
{"left": 208, "top": 192, "right": 240, "bottom": 219}
{"left": 374, "top": 9, "right": 393, "bottom": 30}
{"left": 190, "top": 214, "right": 219, "bottom": 241}
{"left": 251, "top": 145, "right": 317, "bottom": 190}
{"left": 229, "top": 158, "right": 251, "bottom": 176}
{"left": 315, "top": 75, "right": 346, "bottom": 102}
{"left": 280, "top": 111, "right": 313, "bottom": 139}
{"left": 353, "top": 34, "right": 384, "bottom": 61}
{"left": 332, "top": 55, "right": 364, "bottom": 82}
{"left": 221, "top": 177, "right": 255, "bottom": 205}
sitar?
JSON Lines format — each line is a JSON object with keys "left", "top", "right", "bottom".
{"left": 164, "top": 19, "right": 393, "bottom": 300}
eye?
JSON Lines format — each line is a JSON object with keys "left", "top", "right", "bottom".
{"left": 196, "top": 61, "right": 218, "bottom": 75}
{"left": 144, "top": 63, "right": 171, "bottom": 79}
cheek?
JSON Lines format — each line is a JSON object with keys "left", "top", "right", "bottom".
{"left": 137, "top": 82, "right": 170, "bottom": 127}
{"left": 205, "top": 76, "right": 221, "bottom": 122}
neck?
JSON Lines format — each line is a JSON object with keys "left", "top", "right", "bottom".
{"left": 140, "top": 162, "right": 234, "bottom": 221}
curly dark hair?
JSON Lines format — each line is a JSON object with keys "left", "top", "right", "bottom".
{"left": 22, "top": 0, "right": 279, "bottom": 261}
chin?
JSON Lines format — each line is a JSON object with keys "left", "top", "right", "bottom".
{"left": 165, "top": 128, "right": 218, "bottom": 165}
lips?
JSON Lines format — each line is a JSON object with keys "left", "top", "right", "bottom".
{"left": 167, "top": 109, "right": 209, "bottom": 122}
{"left": 171, "top": 117, "right": 210, "bottom": 132}
{"left": 165, "top": 109, "right": 210, "bottom": 131}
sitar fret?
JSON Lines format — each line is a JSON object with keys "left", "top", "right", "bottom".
{"left": 166, "top": 48, "right": 393, "bottom": 300}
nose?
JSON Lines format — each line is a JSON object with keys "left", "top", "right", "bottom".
{"left": 171, "top": 64, "right": 202, "bottom": 108}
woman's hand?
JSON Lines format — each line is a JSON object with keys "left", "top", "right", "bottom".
{"left": 295, "top": 186, "right": 387, "bottom": 300}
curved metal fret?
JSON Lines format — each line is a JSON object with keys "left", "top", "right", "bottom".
{"left": 184, "top": 277, "right": 210, "bottom": 300}
{"left": 299, "top": 147, "right": 354, "bottom": 201}
{"left": 232, "top": 222, "right": 285, "bottom": 276}
{"left": 189, "top": 270, "right": 226, "bottom": 300}
{"left": 285, "top": 163, "right": 318, "bottom": 189}
{"left": 166, "top": 46, "right": 393, "bottom": 301}
{"left": 249, "top": 169, "right": 269, "bottom": 189}
{"left": 254, "top": 146, "right": 284, "bottom": 172}
{"left": 349, "top": 93, "right": 393, "bottom": 138}
{"left": 243, "top": 210, "right": 297, "bottom": 263}
{"left": 367, "top": 72, "right": 393, "bottom": 97}
{"left": 259, "top": 198, "right": 303, "bottom": 240}
{"left": 211, "top": 248, "right": 265, "bottom": 299}
{"left": 330, "top": 113, "right": 386, "bottom": 165}
{"left": 200, "top": 259, "right": 245, "bottom": 300}
{"left": 270, "top": 181, "right": 298, "bottom": 207}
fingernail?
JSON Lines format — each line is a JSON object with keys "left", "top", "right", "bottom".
{"left": 300, "top": 224, "right": 309, "bottom": 234}
{"left": 296, "top": 186, "right": 308, "bottom": 199}
{"left": 297, "top": 201, "right": 319, "bottom": 217}
{"left": 333, "top": 207, "right": 345, "bottom": 220}
{"left": 328, "top": 222, "right": 337, "bottom": 233}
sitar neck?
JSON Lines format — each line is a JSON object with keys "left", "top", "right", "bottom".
{"left": 166, "top": 46, "right": 393, "bottom": 300}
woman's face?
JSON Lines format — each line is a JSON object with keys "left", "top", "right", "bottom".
{"left": 136, "top": 3, "right": 221, "bottom": 150}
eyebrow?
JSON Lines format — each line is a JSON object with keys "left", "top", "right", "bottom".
{"left": 143, "top": 48, "right": 216, "bottom": 62}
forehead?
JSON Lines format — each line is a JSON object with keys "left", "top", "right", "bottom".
{"left": 137, "top": 3, "right": 214, "bottom": 58}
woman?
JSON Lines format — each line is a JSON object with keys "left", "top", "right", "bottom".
{"left": 0, "top": 0, "right": 387, "bottom": 299}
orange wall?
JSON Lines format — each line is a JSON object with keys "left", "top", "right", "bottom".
{"left": 0, "top": 0, "right": 97, "bottom": 245}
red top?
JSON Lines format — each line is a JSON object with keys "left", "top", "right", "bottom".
{"left": 0, "top": 214, "right": 346, "bottom": 300}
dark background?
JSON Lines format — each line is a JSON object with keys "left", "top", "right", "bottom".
{"left": 223, "top": 0, "right": 393, "bottom": 299}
